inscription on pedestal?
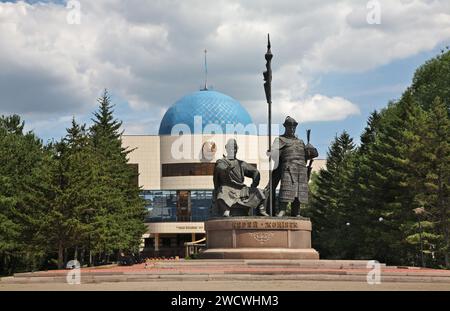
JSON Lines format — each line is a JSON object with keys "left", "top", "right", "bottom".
{"left": 232, "top": 220, "right": 299, "bottom": 230}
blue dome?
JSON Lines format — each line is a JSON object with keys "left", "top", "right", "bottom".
{"left": 159, "top": 90, "right": 254, "bottom": 135}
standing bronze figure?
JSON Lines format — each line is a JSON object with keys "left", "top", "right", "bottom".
{"left": 267, "top": 117, "right": 318, "bottom": 217}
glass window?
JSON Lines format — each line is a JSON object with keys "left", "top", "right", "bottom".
{"left": 142, "top": 190, "right": 213, "bottom": 222}
{"left": 191, "top": 190, "right": 213, "bottom": 221}
{"left": 162, "top": 163, "right": 215, "bottom": 177}
{"left": 142, "top": 190, "right": 177, "bottom": 222}
{"left": 162, "top": 163, "right": 257, "bottom": 177}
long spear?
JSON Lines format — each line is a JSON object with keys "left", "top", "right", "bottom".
{"left": 307, "top": 129, "right": 314, "bottom": 181}
{"left": 264, "top": 34, "right": 273, "bottom": 216}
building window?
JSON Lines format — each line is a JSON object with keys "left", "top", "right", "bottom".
{"left": 191, "top": 190, "right": 212, "bottom": 221}
{"left": 162, "top": 163, "right": 257, "bottom": 177}
{"left": 162, "top": 163, "right": 215, "bottom": 177}
{"left": 141, "top": 191, "right": 177, "bottom": 222}
{"left": 142, "top": 190, "right": 213, "bottom": 222}
{"left": 177, "top": 190, "right": 191, "bottom": 222}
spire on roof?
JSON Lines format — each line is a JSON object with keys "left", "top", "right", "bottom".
{"left": 201, "top": 49, "right": 208, "bottom": 91}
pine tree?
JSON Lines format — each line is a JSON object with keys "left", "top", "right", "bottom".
{"left": 43, "top": 119, "right": 98, "bottom": 269}
{"left": 359, "top": 111, "right": 381, "bottom": 154}
{"left": 91, "top": 90, "right": 123, "bottom": 152}
{"left": 307, "top": 131, "right": 356, "bottom": 258}
{"left": 62, "top": 119, "right": 97, "bottom": 265}
{"left": 0, "top": 115, "right": 51, "bottom": 274}
{"left": 348, "top": 110, "right": 385, "bottom": 260}
{"left": 414, "top": 97, "right": 450, "bottom": 268}
{"left": 355, "top": 91, "right": 433, "bottom": 265}
{"left": 88, "top": 90, "right": 146, "bottom": 261}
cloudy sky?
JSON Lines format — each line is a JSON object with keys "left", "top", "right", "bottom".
{"left": 1, "top": 0, "right": 450, "bottom": 156}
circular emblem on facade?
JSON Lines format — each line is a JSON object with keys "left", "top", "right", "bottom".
{"left": 202, "top": 141, "right": 217, "bottom": 161}
{"left": 250, "top": 232, "right": 275, "bottom": 244}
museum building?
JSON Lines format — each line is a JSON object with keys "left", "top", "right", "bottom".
{"left": 122, "top": 88, "right": 325, "bottom": 258}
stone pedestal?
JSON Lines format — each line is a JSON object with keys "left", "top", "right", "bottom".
{"left": 200, "top": 217, "right": 320, "bottom": 259}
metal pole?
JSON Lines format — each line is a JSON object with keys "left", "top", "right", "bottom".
{"left": 264, "top": 34, "right": 273, "bottom": 216}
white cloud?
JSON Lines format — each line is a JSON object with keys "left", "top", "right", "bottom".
{"left": 303, "top": 0, "right": 450, "bottom": 73}
{"left": 0, "top": 0, "right": 449, "bottom": 137}
{"left": 293, "top": 94, "right": 360, "bottom": 122}
{"left": 246, "top": 93, "right": 360, "bottom": 126}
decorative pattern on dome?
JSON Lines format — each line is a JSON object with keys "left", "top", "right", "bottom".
{"left": 159, "top": 90, "right": 254, "bottom": 135}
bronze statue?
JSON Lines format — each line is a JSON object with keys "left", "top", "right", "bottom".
{"left": 211, "top": 139, "right": 268, "bottom": 217}
{"left": 267, "top": 116, "right": 318, "bottom": 217}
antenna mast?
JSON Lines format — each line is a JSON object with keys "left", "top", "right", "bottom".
{"left": 203, "top": 49, "right": 208, "bottom": 91}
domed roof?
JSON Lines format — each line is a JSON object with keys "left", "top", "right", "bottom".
{"left": 159, "top": 90, "right": 253, "bottom": 135}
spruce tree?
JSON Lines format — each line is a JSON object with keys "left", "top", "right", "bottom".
{"left": 348, "top": 110, "right": 385, "bottom": 260}
{"left": 308, "top": 131, "right": 355, "bottom": 258}
{"left": 44, "top": 119, "right": 98, "bottom": 268}
{"left": 415, "top": 97, "right": 450, "bottom": 267}
{"left": 355, "top": 91, "right": 432, "bottom": 265}
{"left": 0, "top": 115, "right": 51, "bottom": 274}
{"left": 89, "top": 90, "right": 146, "bottom": 261}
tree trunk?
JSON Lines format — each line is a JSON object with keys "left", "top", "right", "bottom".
{"left": 80, "top": 248, "right": 85, "bottom": 267}
{"left": 10, "top": 256, "right": 17, "bottom": 276}
{"left": 74, "top": 246, "right": 78, "bottom": 261}
{"left": 0, "top": 253, "right": 5, "bottom": 276}
{"left": 444, "top": 228, "right": 450, "bottom": 269}
{"left": 57, "top": 240, "right": 64, "bottom": 269}
{"left": 64, "top": 248, "right": 68, "bottom": 266}
{"left": 438, "top": 171, "right": 449, "bottom": 268}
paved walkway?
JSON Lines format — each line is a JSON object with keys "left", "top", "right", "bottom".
{"left": 1, "top": 260, "right": 450, "bottom": 291}
{"left": 2, "top": 280, "right": 450, "bottom": 291}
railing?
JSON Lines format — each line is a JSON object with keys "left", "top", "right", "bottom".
{"left": 184, "top": 238, "right": 206, "bottom": 258}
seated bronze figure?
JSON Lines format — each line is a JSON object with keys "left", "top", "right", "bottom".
{"left": 211, "top": 139, "right": 268, "bottom": 217}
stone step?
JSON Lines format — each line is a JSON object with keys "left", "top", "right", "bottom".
{"left": 2, "top": 273, "right": 450, "bottom": 285}
{"left": 152, "top": 259, "right": 387, "bottom": 269}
